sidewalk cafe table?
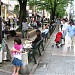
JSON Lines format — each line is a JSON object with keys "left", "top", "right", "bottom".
{"left": 23, "top": 40, "right": 32, "bottom": 50}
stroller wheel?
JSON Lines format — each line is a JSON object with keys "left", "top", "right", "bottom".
{"left": 52, "top": 45, "right": 54, "bottom": 47}
{"left": 60, "top": 44, "right": 63, "bottom": 47}
{"left": 57, "top": 46, "right": 59, "bottom": 48}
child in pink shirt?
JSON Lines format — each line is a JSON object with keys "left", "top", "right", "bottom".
{"left": 11, "top": 37, "right": 23, "bottom": 75}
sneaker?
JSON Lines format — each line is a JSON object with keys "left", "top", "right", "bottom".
{"left": 15, "top": 73, "right": 18, "bottom": 75}
{"left": 12, "top": 73, "right": 15, "bottom": 75}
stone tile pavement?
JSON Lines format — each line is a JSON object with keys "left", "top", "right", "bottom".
{"left": 0, "top": 37, "right": 36, "bottom": 75}
{"left": 0, "top": 28, "right": 45, "bottom": 75}
{"left": 33, "top": 30, "right": 75, "bottom": 75}
{"left": 0, "top": 28, "right": 75, "bottom": 75}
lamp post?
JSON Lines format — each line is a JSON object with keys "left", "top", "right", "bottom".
{"left": 0, "top": 0, "right": 2, "bottom": 46}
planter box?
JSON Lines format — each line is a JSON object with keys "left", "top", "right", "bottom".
{"left": 16, "top": 29, "right": 36, "bottom": 38}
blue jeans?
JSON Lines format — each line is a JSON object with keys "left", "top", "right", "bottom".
{"left": 22, "top": 30, "right": 27, "bottom": 38}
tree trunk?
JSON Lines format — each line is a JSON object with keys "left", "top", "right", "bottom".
{"left": 18, "top": 0, "right": 27, "bottom": 31}
{"left": 19, "top": 3, "right": 23, "bottom": 31}
{"left": 22, "top": 1, "right": 27, "bottom": 22}
{"left": 50, "top": 0, "right": 57, "bottom": 21}
{"left": 50, "top": 9, "right": 55, "bottom": 21}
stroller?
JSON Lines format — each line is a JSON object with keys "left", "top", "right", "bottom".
{"left": 52, "top": 32, "right": 63, "bottom": 48}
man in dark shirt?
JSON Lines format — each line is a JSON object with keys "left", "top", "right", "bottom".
{"left": 32, "top": 29, "right": 41, "bottom": 44}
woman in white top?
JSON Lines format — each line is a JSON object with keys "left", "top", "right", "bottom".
{"left": 62, "top": 19, "right": 69, "bottom": 44}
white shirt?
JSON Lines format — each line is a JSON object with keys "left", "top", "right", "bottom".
{"left": 12, "top": 47, "right": 22, "bottom": 60}
{"left": 42, "top": 28, "right": 49, "bottom": 34}
{"left": 2, "top": 22, "right": 5, "bottom": 31}
{"left": 22, "top": 22, "right": 28, "bottom": 31}
{"left": 62, "top": 22, "right": 68, "bottom": 31}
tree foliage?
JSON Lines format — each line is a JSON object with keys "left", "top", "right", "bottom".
{"left": 28, "top": 0, "right": 73, "bottom": 20}
{"left": 17, "top": 0, "right": 73, "bottom": 29}
{"left": 45, "top": 0, "right": 73, "bottom": 20}
{"left": 14, "top": 4, "right": 19, "bottom": 17}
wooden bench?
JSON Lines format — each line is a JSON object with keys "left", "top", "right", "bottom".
{"left": 16, "top": 29, "right": 36, "bottom": 38}
{"left": 28, "top": 29, "right": 36, "bottom": 38}
{"left": 28, "top": 38, "right": 44, "bottom": 64}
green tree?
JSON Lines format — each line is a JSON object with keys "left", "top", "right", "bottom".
{"left": 46, "top": 0, "right": 73, "bottom": 20}
{"left": 55, "top": 3, "right": 65, "bottom": 18}
{"left": 17, "top": 0, "right": 73, "bottom": 30}
{"left": 14, "top": 4, "right": 19, "bottom": 17}
{"left": 33, "top": 0, "right": 73, "bottom": 21}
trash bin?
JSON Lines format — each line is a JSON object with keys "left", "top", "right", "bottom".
{"left": 20, "top": 51, "right": 29, "bottom": 74}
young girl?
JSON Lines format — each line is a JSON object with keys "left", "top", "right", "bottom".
{"left": 11, "top": 37, "right": 23, "bottom": 75}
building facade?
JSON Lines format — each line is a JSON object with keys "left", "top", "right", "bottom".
{"left": 1, "top": 0, "right": 9, "bottom": 21}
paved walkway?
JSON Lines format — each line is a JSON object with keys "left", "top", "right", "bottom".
{"left": 0, "top": 27, "right": 75, "bottom": 75}
{"left": 33, "top": 30, "right": 75, "bottom": 75}
{"left": 0, "top": 28, "right": 44, "bottom": 75}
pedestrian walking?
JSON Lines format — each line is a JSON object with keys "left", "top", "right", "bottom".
{"left": 66, "top": 21, "right": 75, "bottom": 52}
{"left": 22, "top": 19, "right": 28, "bottom": 39}
{"left": 11, "top": 37, "right": 23, "bottom": 75}
{"left": 60, "top": 19, "right": 63, "bottom": 31}
{"left": 56, "top": 18, "right": 61, "bottom": 31}
{"left": 62, "top": 18, "right": 68, "bottom": 44}
{"left": 13, "top": 17, "right": 17, "bottom": 26}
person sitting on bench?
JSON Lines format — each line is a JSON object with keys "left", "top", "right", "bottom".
{"left": 32, "top": 29, "right": 41, "bottom": 44}
{"left": 41, "top": 24, "right": 49, "bottom": 37}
